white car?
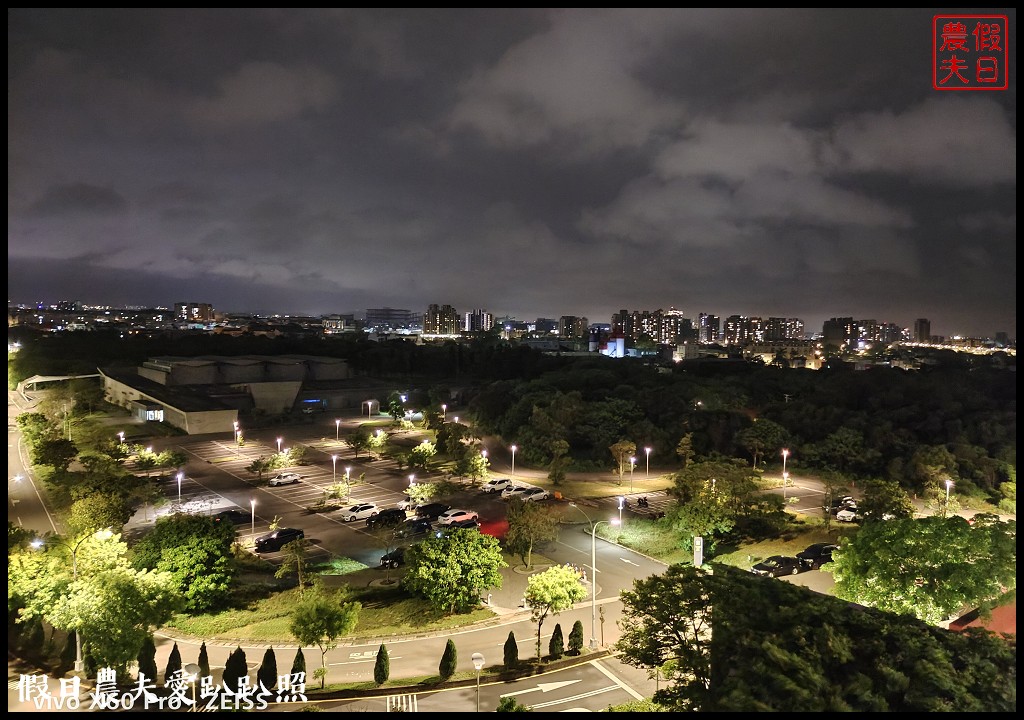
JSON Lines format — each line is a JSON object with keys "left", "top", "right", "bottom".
{"left": 481, "top": 477, "right": 513, "bottom": 494}
{"left": 269, "top": 472, "right": 302, "bottom": 487}
{"left": 338, "top": 503, "right": 379, "bottom": 522}
{"left": 437, "top": 509, "right": 479, "bottom": 526}
{"left": 836, "top": 506, "right": 861, "bottom": 523}
{"left": 518, "top": 487, "right": 550, "bottom": 502}
{"left": 500, "top": 484, "right": 534, "bottom": 500}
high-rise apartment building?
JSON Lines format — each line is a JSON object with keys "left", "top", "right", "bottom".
{"left": 463, "top": 309, "right": 494, "bottom": 332}
{"left": 175, "top": 302, "right": 214, "bottom": 323}
{"left": 613, "top": 307, "right": 692, "bottom": 344}
{"left": 913, "top": 318, "right": 931, "bottom": 343}
{"left": 821, "top": 317, "right": 857, "bottom": 347}
{"left": 424, "top": 304, "right": 459, "bottom": 335}
{"left": 558, "top": 315, "right": 589, "bottom": 339}
{"left": 724, "top": 315, "right": 758, "bottom": 345}
{"left": 698, "top": 313, "right": 720, "bottom": 343}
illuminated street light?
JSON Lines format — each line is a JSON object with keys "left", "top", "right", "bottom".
{"left": 629, "top": 456, "right": 636, "bottom": 494}
{"left": 944, "top": 479, "right": 954, "bottom": 518}
{"left": 644, "top": 447, "right": 651, "bottom": 478}
{"left": 441, "top": 404, "right": 447, "bottom": 421}
{"left": 336, "top": 419, "right": 341, "bottom": 440}
{"left": 511, "top": 445, "right": 517, "bottom": 476}
{"left": 345, "top": 466, "right": 351, "bottom": 494}
{"left": 781, "top": 449, "right": 790, "bottom": 502}
{"left": 277, "top": 437, "right": 283, "bottom": 454}
{"left": 116, "top": 431, "right": 125, "bottom": 445}
{"left": 454, "top": 416, "right": 459, "bottom": 425}
{"left": 569, "top": 504, "right": 619, "bottom": 649}
{"left": 331, "top": 455, "right": 338, "bottom": 484}
{"left": 618, "top": 497, "right": 624, "bottom": 526}
{"left": 176, "top": 471, "right": 183, "bottom": 505}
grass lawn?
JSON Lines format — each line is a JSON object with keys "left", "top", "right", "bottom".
{"left": 165, "top": 569, "right": 496, "bottom": 644}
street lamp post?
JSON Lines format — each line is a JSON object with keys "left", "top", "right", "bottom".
{"left": 944, "top": 479, "right": 954, "bottom": 517}
{"left": 510, "top": 445, "right": 517, "bottom": 476}
{"left": 176, "top": 471, "right": 183, "bottom": 505}
{"left": 618, "top": 497, "right": 624, "bottom": 526}
{"left": 629, "top": 456, "right": 636, "bottom": 494}
{"left": 336, "top": 419, "right": 341, "bottom": 441}
{"left": 441, "top": 404, "right": 447, "bottom": 422}
{"left": 644, "top": 447, "right": 651, "bottom": 478}
{"left": 33, "top": 530, "right": 113, "bottom": 673}
{"left": 331, "top": 455, "right": 338, "bottom": 485}
{"left": 345, "top": 467, "right": 351, "bottom": 494}
{"left": 277, "top": 437, "right": 283, "bottom": 454}
{"left": 570, "top": 504, "right": 619, "bottom": 649}
{"left": 454, "top": 416, "right": 459, "bottom": 425}
{"left": 781, "top": 449, "right": 790, "bottom": 501}
{"left": 117, "top": 431, "right": 125, "bottom": 445}
{"left": 471, "top": 652, "right": 485, "bottom": 712}
{"left": 250, "top": 499, "right": 256, "bottom": 539}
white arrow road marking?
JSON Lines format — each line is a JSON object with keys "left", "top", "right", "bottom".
{"left": 500, "top": 679, "right": 582, "bottom": 697}
{"left": 619, "top": 558, "right": 640, "bottom": 566}
{"left": 527, "top": 686, "right": 618, "bottom": 709}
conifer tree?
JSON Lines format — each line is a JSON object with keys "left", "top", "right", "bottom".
{"left": 373, "top": 643, "right": 390, "bottom": 686}
{"left": 439, "top": 639, "right": 457, "bottom": 681}
{"left": 257, "top": 647, "right": 278, "bottom": 692}
{"left": 548, "top": 623, "right": 564, "bottom": 660}
{"left": 137, "top": 636, "right": 158, "bottom": 682}
{"left": 164, "top": 642, "right": 182, "bottom": 683}
{"left": 567, "top": 620, "right": 584, "bottom": 656}
{"left": 503, "top": 631, "right": 519, "bottom": 670}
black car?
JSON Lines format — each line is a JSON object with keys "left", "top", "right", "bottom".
{"left": 211, "top": 509, "right": 250, "bottom": 527}
{"left": 254, "top": 528, "right": 305, "bottom": 553}
{"left": 380, "top": 547, "right": 406, "bottom": 569}
{"left": 412, "top": 503, "right": 451, "bottom": 520}
{"left": 829, "top": 496, "right": 856, "bottom": 514}
{"left": 750, "top": 555, "right": 802, "bottom": 577}
{"left": 796, "top": 543, "right": 839, "bottom": 570}
{"left": 395, "top": 517, "right": 432, "bottom": 538}
{"left": 365, "top": 508, "right": 408, "bottom": 530}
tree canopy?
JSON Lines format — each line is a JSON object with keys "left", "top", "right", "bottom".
{"left": 616, "top": 564, "right": 1016, "bottom": 712}
{"left": 828, "top": 515, "right": 1017, "bottom": 624}
{"left": 402, "top": 528, "right": 506, "bottom": 614}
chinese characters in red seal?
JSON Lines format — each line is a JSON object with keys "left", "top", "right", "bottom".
{"left": 934, "top": 15, "right": 1008, "bottom": 90}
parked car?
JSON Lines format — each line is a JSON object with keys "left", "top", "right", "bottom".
{"left": 480, "top": 477, "right": 514, "bottom": 494}
{"left": 365, "top": 508, "right": 408, "bottom": 530}
{"left": 380, "top": 547, "right": 406, "bottom": 569}
{"left": 829, "top": 496, "right": 856, "bottom": 513}
{"left": 836, "top": 506, "right": 862, "bottom": 523}
{"left": 518, "top": 487, "right": 550, "bottom": 502}
{"left": 338, "top": 503, "right": 379, "bottom": 522}
{"left": 434, "top": 520, "right": 481, "bottom": 538}
{"left": 395, "top": 517, "right": 433, "bottom": 538}
{"left": 410, "top": 503, "right": 451, "bottom": 520}
{"left": 750, "top": 555, "right": 802, "bottom": 577}
{"left": 254, "top": 528, "right": 304, "bottom": 553}
{"left": 796, "top": 543, "right": 839, "bottom": 570}
{"left": 437, "top": 509, "right": 480, "bottom": 526}
{"left": 500, "top": 483, "right": 535, "bottom": 500}
{"left": 269, "top": 472, "right": 303, "bottom": 487}
{"left": 211, "top": 509, "right": 250, "bottom": 526}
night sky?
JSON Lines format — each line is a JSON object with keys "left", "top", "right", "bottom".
{"left": 8, "top": 9, "right": 1017, "bottom": 338}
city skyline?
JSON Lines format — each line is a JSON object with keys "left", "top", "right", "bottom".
{"left": 8, "top": 9, "right": 1017, "bottom": 339}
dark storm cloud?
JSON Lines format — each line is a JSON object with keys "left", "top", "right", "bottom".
{"left": 7, "top": 8, "right": 1017, "bottom": 338}
{"left": 27, "top": 183, "right": 128, "bottom": 217}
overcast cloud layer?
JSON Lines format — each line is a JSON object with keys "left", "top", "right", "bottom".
{"left": 8, "top": 9, "right": 1017, "bottom": 338}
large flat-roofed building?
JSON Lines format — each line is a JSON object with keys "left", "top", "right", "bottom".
{"left": 100, "top": 354, "right": 391, "bottom": 435}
